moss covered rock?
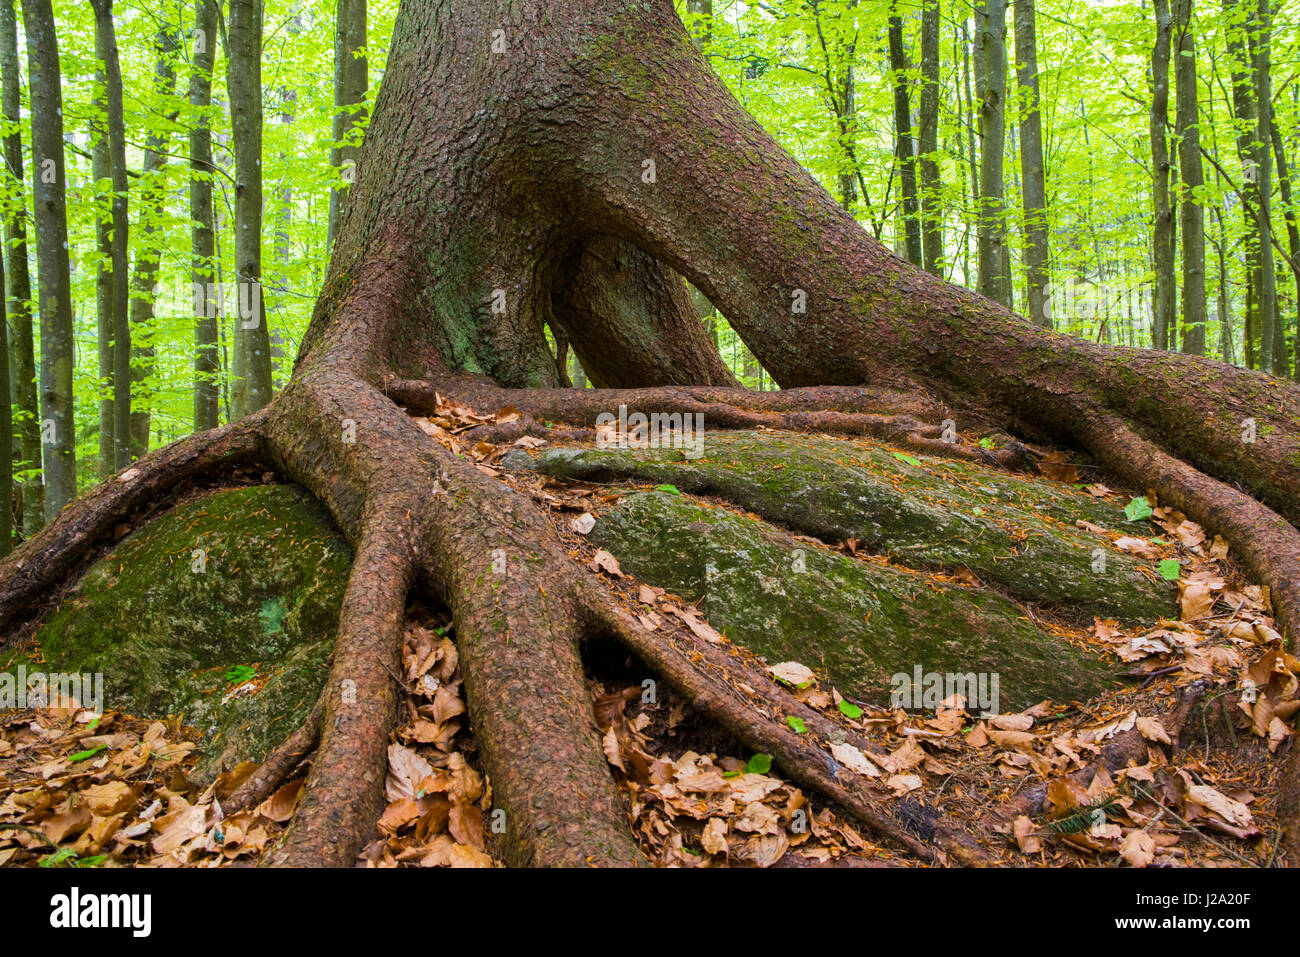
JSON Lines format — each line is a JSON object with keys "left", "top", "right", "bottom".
{"left": 20, "top": 484, "right": 351, "bottom": 781}
{"left": 592, "top": 491, "right": 1117, "bottom": 710}
{"left": 510, "top": 431, "right": 1175, "bottom": 621}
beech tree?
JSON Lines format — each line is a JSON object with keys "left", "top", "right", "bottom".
{"left": 1, "top": 0, "right": 39, "bottom": 533}
{"left": 3, "top": 0, "right": 1300, "bottom": 868}
{"left": 20, "top": 0, "right": 75, "bottom": 521}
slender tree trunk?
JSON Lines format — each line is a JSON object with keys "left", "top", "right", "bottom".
{"left": 90, "top": 0, "right": 132, "bottom": 471}
{"left": 226, "top": 0, "right": 274, "bottom": 417}
{"left": 91, "top": 90, "right": 114, "bottom": 479}
{"left": 2, "top": 0, "right": 40, "bottom": 533}
{"left": 192, "top": 0, "right": 220, "bottom": 431}
{"left": 1225, "top": 0, "right": 1266, "bottom": 370}
{"left": 1272, "top": 119, "right": 1300, "bottom": 377}
{"left": 888, "top": 6, "right": 921, "bottom": 267}
{"left": 1215, "top": 206, "right": 1236, "bottom": 363}
{"left": 1251, "top": 0, "right": 1284, "bottom": 375}
{"left": 129, "top": 27, "right": 180, "bottom": 460}
{"left": 1174, "top": 0, "right": 1206, "bottom": 354}
{"left": 0, "top": 229, "right": 8, "bottom": 554}
{"left": 918, "top": 0, "right": 941, "bottom": 275}
{"left": 21, "top": 0, "right": 75, "bottom": 520}
{"left": 327, "top": 0, "right": 367, "bottom": 247}
{"left": 1151, "top": 0, "right": 1175, "bottom": 351}
{"left": 1013, "top": 0, "right": 1049, "bottom": 327}
{"left": 976, "top": 0, "right": 1011, "bottom": 307}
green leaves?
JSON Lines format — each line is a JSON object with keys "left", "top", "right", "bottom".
{"left": 892, "top": 451, "right": 924, "bottom": 468}
{"left": 745, "top": 753, "right": 773, "bottom": 774}
{"left": 654, "top": 483, "right": 682, "bottom": 495}
{"left": 786, "top": 716, "right": 807, "bottom": 734}
{"left": 224, "top": 663, "right": 256, "bottom": 684}
{"left": 837, "top": 699, "right": 863, "bottom": 719}
{"left": 68, "top": 744, "right": 106, "bottom": 763}
{"left": 1158, "top": 558, "right": 1182, "bottom": 581}
{"left": 1124, "top": 496, "right": 1153, "bottom": 522}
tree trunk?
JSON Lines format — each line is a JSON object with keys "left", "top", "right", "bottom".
{"left": 91, "top": 0, "right": 132, "bottom": 474}
{"left": 1151, "top": 0, "right": 1175, "bottom": 351}
{"left": 1272, "top": 119, "right": 1300, "bottom": 376}
{"left": 226, "top": 0, "right": 274, "bottom": 417}
{"left": 976, "top": 0, "right": 1011, "bottom": 307}
{"left": 0, "top": 229, "right": 8, "bottom": 555}
{"left": 21, "top": 0, "right": 75, "bottom": 521}
{"left": 91, "top": 81, "right": 115, "bottom": 480}
{"left": 918, "top": 0, "right": 942, "bottom": 276}
{"left": 1013, "top": 0, "right": 1049, "bottom": 328}
{"left": 6, "top": 0, "right": 1300, "bottom": 868}
{"left": 1174, "top": 0, "right": 1206, "bottom": 355}
{"left": 2, "top": 0, "right": 40, "bottom": 534}
{"left": 1250, "top": 0, "right": 1285, "bottom": 375}
{"left": 128, "top": 27, "right": 180, "bottom": 460}
{"left": 888, "top": 6, "right": 921, "bottom": 267}
{"left": 191, "top": 0, "right": 221, "bottom": 432}
{"left": 327, "top": 0, "right": 367, "bottom": 247}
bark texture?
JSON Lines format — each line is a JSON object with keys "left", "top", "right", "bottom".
{"left": 4, "top": 0, "right": 1300, "bottom": 869}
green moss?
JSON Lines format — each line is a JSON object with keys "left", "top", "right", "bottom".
{"left": 592, "top": 492, "right": 1116, "bottom": 709}
{"left": 23, "top": 484, "right": 352, "bottom": 781}
{"left": 510, "top": 431, "right": 1175, "bottom": 621}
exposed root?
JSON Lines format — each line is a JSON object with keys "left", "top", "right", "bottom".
{"left": 580, "top": 586, "right": 990, "bottom": 864}
{"left": 0, "top": 415, "right": 266, "bottom": 631}
{"left": 387, "top": 378, "right": 1034, "bottom": 469}
{"left": 1074, "top": 409, "right": 1300, "bottom": 646}
{"left": 266, "top": 512, "right": 416, "bottom": 866}
{"left": 224, "top": 700, "right": 323, "bottom": 815}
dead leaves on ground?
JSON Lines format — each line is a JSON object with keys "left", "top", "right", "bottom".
{"left": 358, "top": 614, "right": 497, "bottom": 868}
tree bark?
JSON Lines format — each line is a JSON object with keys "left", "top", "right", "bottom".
{"left": 1013, "top": 0, "right": 1049, "bottom": 328}
{"left": 0, "top": 225, "right": 8, "bottom": 555}
{"left": 1250, "top": 0, "right": 1285, "bottom": 375}
{"left": 6, "top": 0, "right": 1300, "bottom": 868}
{"left": 191, "top": 0, "right": 221, "bottom": 432}
{"left": 226, "top": 0, "right": 274, "bottom": 417}
{"left": 1272, "top": 118, "right": 1300, "bottom": 377}
{"left": 91, "top": 0, "right": 132, "bottom": 473}
{"left": 128, "top": 26, "right": 180, "bottom": 460}
{"left": 918, "top": 0, "right": 942, "bottom": 276}
{"left": 21, "top": 0, "right": 75, "bottom": 521}
{"left": 1151, "top": 0, "right": 1175, "bottom": 351}
{"left": 327, "top": 0, "right": 367, "bottom": 247}
{"left": 2, "top": 0, "right": 40, "bottom": 534}
{"left": 888, "top": 6, "right": 921, "bottom": 267}
{"left": 1174, "top": 0, "right": 1206, "bottom": 355}
{"left": 976, "top": 0, "right": 1011, "bottom": 307}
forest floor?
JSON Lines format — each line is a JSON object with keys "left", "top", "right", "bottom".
{"left": 1, "top": 397, "right": 1295, "bottom": 868}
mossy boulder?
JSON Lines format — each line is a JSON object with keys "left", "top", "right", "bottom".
{"left": 17, "top": 484, "right": 351, "bottom": 781}
{"left": 509, "top": 431, "right": 1175, "bottom": 622}
{"left": 590, "top": 491, "right": 1120, "bottom": 710}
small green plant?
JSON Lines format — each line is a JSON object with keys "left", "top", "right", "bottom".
{"left": 224, "top": 664, "right": 256, "bottom": 684}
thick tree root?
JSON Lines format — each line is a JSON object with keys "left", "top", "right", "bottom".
{"left": 1074, "top": 410, "right": 1300, "bottom": 646}
{"left": 580, "top": 584, "right": 990, "bottom": 864}
{"left": 267, "top": 516, "right": 414, "bottom": 866}
{"left": 387, "top": 378, "right": 1031, "bottom": 468}
{"left": 225, "top": 700, "right": 323, "bottom": 815}
{"left": 0, "top": 416, "right": 266, "bottom": 631}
